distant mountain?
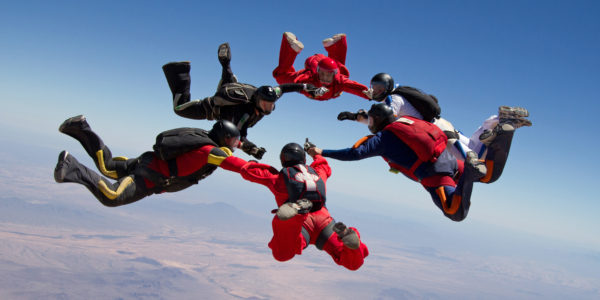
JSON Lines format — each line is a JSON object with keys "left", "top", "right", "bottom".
{"left": 0, "top": 195, "right": 267, "bottom": 233}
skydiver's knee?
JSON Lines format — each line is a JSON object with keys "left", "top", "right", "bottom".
{"left": 445, "top": 212, "right": 467, "bottom": 222}
{"left": 271, "top": 250, "right": 295, "bottom": 262}
{"left": 344, "top": 262, "right": 363, "bottom": 271}
{"left": 97, "top": 198, "right": 125, "bottom": 208}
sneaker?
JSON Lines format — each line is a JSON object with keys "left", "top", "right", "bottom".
{"left": 333, "top": 222, "right": 360, "bottom": 250}
{"left": 498, "top": 106, "right": 529, "bottom": 119}
{"left": 218, "top": 43, "right": 231, "bottom": 65}
{"left": 284, "top": 32, "right": 304, "bottom": 53}
{"left": 276, "top": 199, "right": 313, "bottom": 221}
{"left": 464, "top": 151, "right": 487, "bottom": 181}
{"left": 498, "top": 106, "right": 532, "bottom": 128}
{"left": 59, "top": 115, "right": 89, "bottom": 134}
{"left": 322, "top": 33, "right": 346, "bottom": 47}
{"left": 54, "top": 150, "right": 72, "bottom": 183}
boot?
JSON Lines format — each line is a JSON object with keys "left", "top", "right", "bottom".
{"left": 284, "top": 32, "right": 304, "bottom": 53}
{"left": 333, "top": 222, "right": 360, "bottom": 250}
{"left": 218, "top": 43, "right": 231, "bottom": 66}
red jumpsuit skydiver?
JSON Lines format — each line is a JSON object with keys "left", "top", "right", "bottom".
{"left": 272, "top": 32, "right": 370, "bottom": 101}
{"left": 220, "top": 153, "right": 369, "bottom": 271}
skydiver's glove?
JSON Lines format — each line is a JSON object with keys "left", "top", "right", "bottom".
{"left": 252, "top": 147, "right": 266, "bottom": 160}
{"left": 304, "top": 138, "right": 316, "bottom": 152}
{"left": 307, "top": 86, "right": 329, "bottom": 98}
{"left": 241, "top": 141, "right": 266, "bottom": 160}
{"left": 302, "top": 83, "right": 317, "bottom": 92}
{"left": 337, "top": 111, "right": 357, "bottom": 121}
{"left": 362, "top": 88, "right": 374, "bottom": 100}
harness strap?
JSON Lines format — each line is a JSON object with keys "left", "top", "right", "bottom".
{"left": 301, "top": 227, "right": 310, "bottom": 250}
{"left": 315, "top": 220, "right": 335, "bottom": 250}
{"left": 167, "top": 159, "right": 178, "bottom": 178}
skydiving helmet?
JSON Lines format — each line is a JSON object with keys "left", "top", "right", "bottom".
{"left": 209, "top": 120, "right": 241, "bottom": 150}
{"left": 370, "top": 73, "right": 395, "bottom": 101}
{"left": 367, "top": 103, "right": 395, "bottom": 134}
{"left": 254, "top": 85, "right": 280, "bottom": 115}
{"left": 280, "top": 143, "right": 306, "bottom": 168}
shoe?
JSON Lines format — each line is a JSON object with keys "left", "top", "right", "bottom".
{"left": 322, "top": 33, "right": 346, "bottom": 47}
{"left": 498, "top": 106, "right": 532, "bottom": 129}
{"left": 333, "top": 222, "right": 360, "bottom": 250}
{"left": 218, "top": 43, "right": 231, "bottom": 65}
{"left": 59, "top": 115, "right": 89, "bottom": 134}
{"left": 498, "top": 106, "right": 529, "bottom": 118}
{"left": 284, "top": 32, "right": 304, "bottom": 53}
{"left": 54, "top": 150, "right": 72, "bottom": 183}
{"left": 464, "top": 151, "right": 487, "bottom": 181}
{"left": 276, "top": 199, "right": 312, "bottom": 221}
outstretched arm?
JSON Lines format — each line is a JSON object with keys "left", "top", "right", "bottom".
{"left": 341, "top": 77, "right": 370, "bottom": 100}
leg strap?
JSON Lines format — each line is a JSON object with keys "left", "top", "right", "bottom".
{"left": 315, "top": 220, "right": 335, "bottom": 250}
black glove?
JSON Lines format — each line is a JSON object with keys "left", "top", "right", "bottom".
{"left": 337, "top": 111, "right": 357, "bottom": 121}
{"left": 304, "top": 138, "right": 316, "bottom": 152}
{"left": 241, "top": 140, "right": 266, "bottom": 159}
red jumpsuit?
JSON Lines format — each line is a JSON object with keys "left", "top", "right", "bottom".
{"left": 221, "top": 155, "right": 369, "bottom": 270}
{"left": 272, "top": 33, "right": 369, "bottom": 101}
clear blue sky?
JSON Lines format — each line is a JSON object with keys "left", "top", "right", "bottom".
{"left": 1, "top": 0, "right": 599, "bottom": 251}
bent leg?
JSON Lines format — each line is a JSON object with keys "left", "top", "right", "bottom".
{"left": 268, "top": 214, "right": 308, "bottom": 262}
{"left": 321, "top": 226, "right": 369, "bottom": 271}
{"left": 480, "top": 123, "right": 515, "bottom": 183}
{"left": 162, "top": 61, "right": 192, "bottom": 109}
{"left": 54, "top": 151, "right": 148, "bottom": 207}
{"left": 273, "top": 33, "right": 301, "bottom": 84}
{"left": 468, "top": 115, "right": 499, "bottom": 158}
{"left": 59, "top": 116, "right": 131, "bottom": 179}
{"left": 323, "top": 33, "right": 347, "bottom": 65}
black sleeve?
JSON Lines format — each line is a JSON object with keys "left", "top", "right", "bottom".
{"left": 278, "top": 83, "right": 306, "bottom": 94}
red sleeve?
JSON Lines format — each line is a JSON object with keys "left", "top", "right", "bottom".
{"left": 219, "top": 155, "right": 248, "bottom": 173}
{"left": 310, "top": 155, "right": 332, "bottom": 181}
{"left": 240, "top": 162, "right": 289, "bottom": 202}
{"left": 239, "top": 162, "right": 280, "bottom": 187}
{"left": 339, "top": 76, "right": 370, "bottom": 100}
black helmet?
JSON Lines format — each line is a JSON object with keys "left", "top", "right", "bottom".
{"left": 208, "top": 120, "right": 240, "bottom": 150}
{"left": 370, "top": 73, "right": 395, "bottom": 101}
{"left": 254, "top": 86, "right": 279, "bottom": 102}
{"left": 280, "top": 143, "right": 306, "bottom": 168}
{"left": 367, "top": 103, "right": 395, "bottom": 134}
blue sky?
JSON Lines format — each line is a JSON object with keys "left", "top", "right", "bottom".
{"left": 1, "top": 0, "right": 599, "bottom": 255}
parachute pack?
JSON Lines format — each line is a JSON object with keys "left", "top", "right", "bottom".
{"left": 153, "top": 127, "right": 217, "bottom": 161}
{"left": 391, "top": 86, "right": 441, "bottom": 122}
{"left": 385, "top": 116, "right": 448, "bottom": 163}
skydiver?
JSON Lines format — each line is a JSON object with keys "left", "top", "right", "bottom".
{"left": 337, "top": 73, "right": 532, "bottom": 160}
{"left": 219, "top": 142, "right": 369, "bottom": 270}
{"left": 163, "top": 42, "right": 320, "bottom": 160}
{"left": 272, "top": 32, "right": 371, "bottom": 101}
{"left": 54, "top": 115, "right": 242, "bottom": 207}
{"left": 309, "top": 103, "right": 528, "bottom": 222}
